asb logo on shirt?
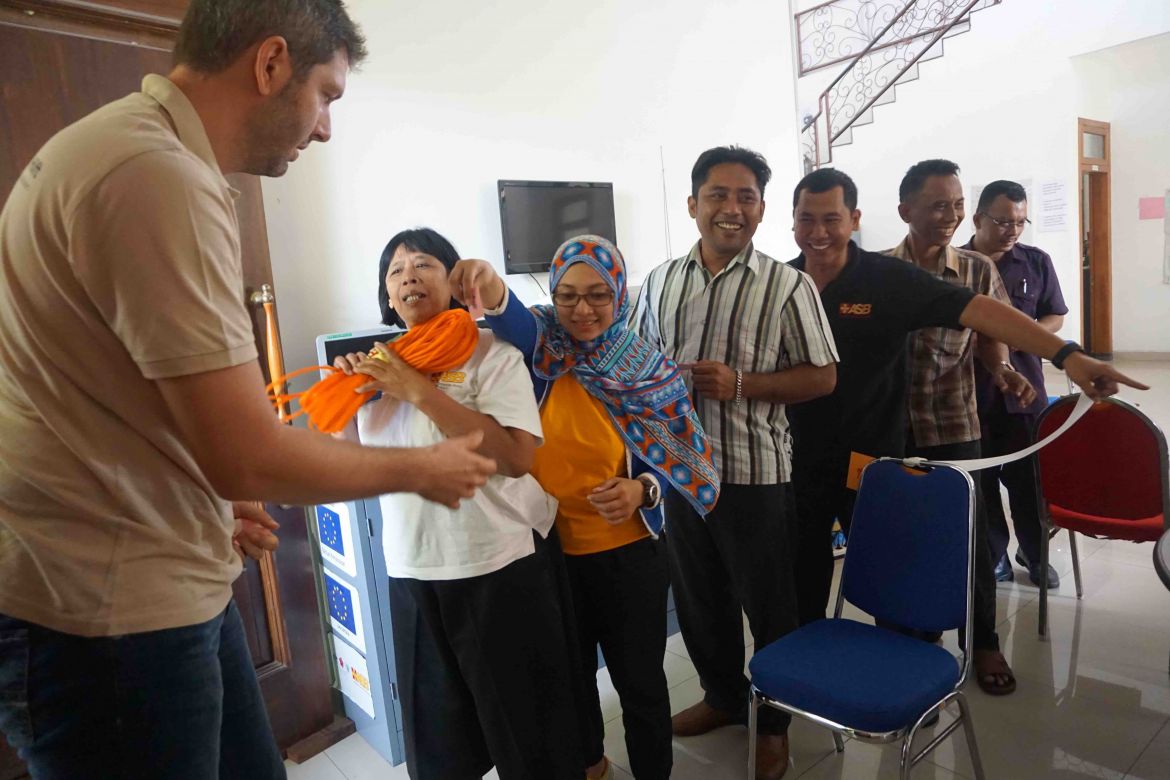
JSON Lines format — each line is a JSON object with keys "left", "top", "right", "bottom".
{"left": 839, "top": 302, "right": 872, "bottom": 318}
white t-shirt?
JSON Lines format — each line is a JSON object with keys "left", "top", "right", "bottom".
{"left": 357, "top": 330, "right": 557, "bottom": 580}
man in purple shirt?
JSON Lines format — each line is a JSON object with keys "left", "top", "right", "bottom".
{"left": 964, "top": 180, "right": 1068, "bottom": 588}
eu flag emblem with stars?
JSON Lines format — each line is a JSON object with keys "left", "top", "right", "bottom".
{"left": 317, "top": 506, "right": 345, "bottom": 556}
{"left": 324, "top": 572, "right": 357, "bottom": 634}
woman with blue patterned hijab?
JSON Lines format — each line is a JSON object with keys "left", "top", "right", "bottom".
{"left": 530, "top": 236, "right": 720, "bottom": 514}
{"left": 450, "top": 236, "right": 717, "bottom": 780}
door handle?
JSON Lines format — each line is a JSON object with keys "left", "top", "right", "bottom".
{"left": 249, "top": 283, "right": 289, "bottom": 423}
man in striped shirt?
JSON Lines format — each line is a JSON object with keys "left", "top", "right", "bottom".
{"left": 632, "top": 146, "right": 838, "bottom": 780}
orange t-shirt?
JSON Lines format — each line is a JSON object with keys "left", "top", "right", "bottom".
{"left": 530, "top": 375, "right": 651, "bottom": 556}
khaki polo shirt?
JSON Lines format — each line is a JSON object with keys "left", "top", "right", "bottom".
{"left": 0, "top": 75, "right": 258, "bottom": 636}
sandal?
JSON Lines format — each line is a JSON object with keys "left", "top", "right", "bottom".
{"left": 586, "top": 756, "right": 612, "bottom": 780}
{"left": 974, "top": 649, "right": 1017, "bottom": 696}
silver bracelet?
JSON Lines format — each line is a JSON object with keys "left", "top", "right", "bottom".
{"left": 734, "top": 369, "right": 743, "bottom": 405}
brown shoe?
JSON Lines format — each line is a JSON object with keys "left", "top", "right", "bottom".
{"left": 754, "top": 733, "right": 790, "bottom": 780}
{"left": 671, "top": 700, "right": 737, "bottom": 737}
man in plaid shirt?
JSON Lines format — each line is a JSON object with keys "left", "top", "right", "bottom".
{"left": 886, "top": 159, "right": 1032, "bottom": 697}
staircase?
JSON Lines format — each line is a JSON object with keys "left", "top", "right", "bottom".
{"left": 797, "top": 0, "right": 1001, "bottom": 171}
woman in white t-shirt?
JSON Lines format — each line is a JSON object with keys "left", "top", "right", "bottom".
{"left": 333, "top": 228, "right": 580, "bottom": 780}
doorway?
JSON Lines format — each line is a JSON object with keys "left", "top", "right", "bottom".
{"left": 1078, "top": 118, "right": 1112, "bottom": 359}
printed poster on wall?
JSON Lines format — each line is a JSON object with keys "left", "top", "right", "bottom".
{"left": 1036, "top": 179, "right": 1069, "bottom": 233}
{"left": 332, "top": 634, "right": 376, "bottom": 719}
{"left": 324, "top": 568, "right": 366, "bottom": 654}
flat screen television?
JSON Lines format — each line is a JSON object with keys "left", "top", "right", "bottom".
{"left": 498, "top": 180, "right": 617, "bottom": 275}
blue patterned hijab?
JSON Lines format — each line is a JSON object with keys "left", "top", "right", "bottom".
{"left": 531, "top": 236, "right": 719, "bottom": 515}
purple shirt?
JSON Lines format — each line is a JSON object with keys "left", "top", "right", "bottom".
{"left": 963, "top": 239, "right": 1069, "bottom": 416}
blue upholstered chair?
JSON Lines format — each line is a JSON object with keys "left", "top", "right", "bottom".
{"left": 747, "top": 459, "right": 986, "bottom": 779}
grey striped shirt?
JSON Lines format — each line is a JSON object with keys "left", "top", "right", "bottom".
{"left": 631, "top": 242, "right": 838, "bottom": 484}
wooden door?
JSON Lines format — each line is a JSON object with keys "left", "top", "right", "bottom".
{"left": 0, "top": 2, "right": 337, "bottom": 774}
{"left": 1078, "top": 118, "right": 1113, "bottom": 359}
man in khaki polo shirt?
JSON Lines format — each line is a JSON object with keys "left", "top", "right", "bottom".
{"left": 0, "top": 2, "right": 496, "bottom": 777}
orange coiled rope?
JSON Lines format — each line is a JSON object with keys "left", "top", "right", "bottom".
{"left": 266, "top": 309, "right": 480, "bottom": 433}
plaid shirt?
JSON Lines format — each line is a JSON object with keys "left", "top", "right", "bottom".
{"left": 885, "top": 239, "right": 1010, "bottom": 447}
{"left": 632, "top": 242, "right": 838, "bottom": 484}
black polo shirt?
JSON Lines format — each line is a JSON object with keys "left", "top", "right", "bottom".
{"left": 788, "top": 241, "right": 975, "bottom": 467}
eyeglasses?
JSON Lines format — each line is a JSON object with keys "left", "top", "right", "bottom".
{"left": 980, "top": 213, "right": 1032, "bottom": 230}
{"left": 552, "top": 290, "right": 615, "bottom": 308}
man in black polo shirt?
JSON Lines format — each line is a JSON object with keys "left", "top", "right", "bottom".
{"left": 964, "top": 180, "right": 1067, "bottom": 588}
{"left": 787, "top": 168, "right": 1145, "bottom": 632}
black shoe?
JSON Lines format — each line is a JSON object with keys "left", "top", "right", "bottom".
{"left": 1015, "top": 549, "right": 1059, "bottom": 588}
{"left": 994, "top": 553, "right": 1014, "bottom": 583}
{"left": 1028, "top": 562, "right": 1060, "bottom": 588}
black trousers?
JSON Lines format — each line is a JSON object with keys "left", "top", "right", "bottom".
{"left": 980, "top": 407, "right": 1045, "bottom": 564}
{"left": 905, "top": 437, "right": 1000, "bottom": 652}
{"left": 665, "top": 483, "right": 798, "bottom": 735}
{"left": 566, "top": 537, "right": 672, "bottom": 780}
{"left": 388, "top": 532, "right": 582, "bottom": 780}
{"left": 792, "top": 454, "right": 856, "bottom": 626}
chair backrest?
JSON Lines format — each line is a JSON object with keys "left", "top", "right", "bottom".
{"left": 1035, "top": 395, "right": 1170, "bottom": 522}
{"left": 841, "top": 459, "right": 974, "bottom": 634}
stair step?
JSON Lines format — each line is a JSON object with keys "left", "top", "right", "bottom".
{"left": 833, "top": 127, "right": 853, "bottom": 148}
{"left": 895, "top": 63, "right": 919, "bottom": 85}
{"left": 943, "top": 20, "right": 971, "bottom": 39}
{"left": 918, "top": 42, "right": 945, "bottom": 63}
{"left": 852, "top": 108, "right": 874, "bottom": 128}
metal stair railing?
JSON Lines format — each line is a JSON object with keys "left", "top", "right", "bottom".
{"left": 799, "top": 0, "right": 999, "bottom": 171}
{"left": 797, "top": 0, "right": 999, "bottom": 76}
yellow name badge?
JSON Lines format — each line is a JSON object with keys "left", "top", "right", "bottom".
{"left": 436, "top": 370, "right": 466, "bottom": 384}
{"left": 845, "top": 451, "right": 877, "bottom": 491}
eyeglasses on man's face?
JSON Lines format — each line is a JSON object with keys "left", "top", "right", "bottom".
{"left": 552, "top": 290, "right": 615, "bottom": 308}
{"left": 980, "top": 213, "right": 1032, "bottom": 230}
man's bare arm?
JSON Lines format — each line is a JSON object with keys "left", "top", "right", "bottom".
{"left": 156, "top": 361, "right": 496, "bottom": 507}
{"left": 959, "top": 295, "right": 1147, "bottom": 399}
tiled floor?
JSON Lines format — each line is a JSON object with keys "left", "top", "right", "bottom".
{"left": 287, "top": 360, "right": 1170, "bottom": 779}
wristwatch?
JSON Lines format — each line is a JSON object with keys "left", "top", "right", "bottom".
{"left": 638, "top": 476, "right": 661, "bottom": 509}
{"left": 1051, "top": 341, "right": 1085, "bottom": 370}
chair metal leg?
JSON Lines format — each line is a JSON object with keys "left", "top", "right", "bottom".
{"left": 832, "top": 731, "right": 845, "bottom": 753}
{"left": 1039, "top": 525, "right": 1050, "bottom": 638}
{"left": 955, "top": 692, "right": 987, "bottom": 780}
{"left": 900, "top": 737, "right": 913, "bottom": 780}
{"left": 747, "top": 690, "right": 759, "bottom": 780}
{"left": 1069, "top": 529, "right": 1084, "bottom": 598}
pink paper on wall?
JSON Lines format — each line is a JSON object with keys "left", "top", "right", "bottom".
{"left": 1139, "top": 197, "right": 1165, "bottom": 220}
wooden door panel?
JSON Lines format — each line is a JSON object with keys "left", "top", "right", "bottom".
{"left": 0, "top": 23, "right": 173, "bottom": 196}
{"left": 0, "top": 2, "right": 336, "bottom": 770}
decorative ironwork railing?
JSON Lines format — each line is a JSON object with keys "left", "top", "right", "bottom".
{"left": 799, "top": 0, "right": 999, "bottom": 171}
{"left": 796, "top": 0, "right": 1000, "bottom": 75}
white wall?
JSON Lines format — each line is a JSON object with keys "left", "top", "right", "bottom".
{"left": 809, "top": 0, "right": 1170, "bottom": 351}
{"left": 262, "top": 0, "right": 803, "bottom": 375}
{"left": 1073, "top": 33, "right": 1170, "bottom": 354}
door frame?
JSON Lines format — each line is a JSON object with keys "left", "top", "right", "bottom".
{"left": 1077, "top": 117, "right": 1112, "bottom": 358}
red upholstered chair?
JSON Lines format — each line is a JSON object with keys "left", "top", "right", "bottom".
{"left": 1035, "top": 395, "right": 1170, "bottom": 640}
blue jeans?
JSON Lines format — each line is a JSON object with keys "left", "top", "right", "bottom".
{"left": 0, "top": 601, "right": 285, "bottom": 779}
